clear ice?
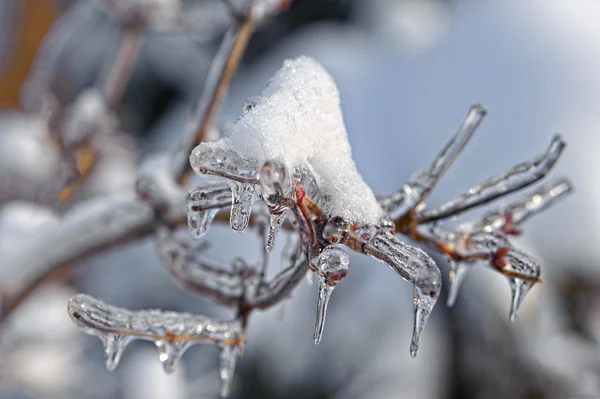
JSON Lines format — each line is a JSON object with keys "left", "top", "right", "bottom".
{"left": 500, "top": 248, "right": 541, "bottom": 322}
{"left": 187, "top": 183, "right": 232, "bottom": 239}
{"left": 379, "top": 105, "right": 486, "bottom": 219}
{"left": 446, "top": 261, "right": 469, "bottom": 307}
{"left": 363, "top": 231, "right": 440, "bottom": 356}
{"left": 420, "top": 135, "right": 566, "bottom": 223}
{"left": 68, "top": 294, "right": 243, "bottom": 392}
{"left": 313, "top": 246, "right": 350, "bottom": 345}
{"left": 411, "top": 286, "right": 437, "bottom": 358}
{"left": 259, "top": 160, "right": 294, "bottom": 251}
{"left": 219, "top": 344, "right": 240, "bottom": 398}
{"left": 229, "top": 182, "right": 257, "bottom": 233}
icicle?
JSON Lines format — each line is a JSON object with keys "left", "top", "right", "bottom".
{"left": 314, "top": 277, "right": 334, "bottom": 345}
{"left": 508, "top": 278, "right": 533, "bottom": 322}
{"left": 229, "top": 182, "right": 256, "bottom": 233}
{"left": 219, "top": 345, "right": 240, "bottom": 398}
{"left": 312, "top": 246, "right": 349, "bottom": 345}
{"left": 187, "top": 183, "right": 232, "bottom": 239}
{"left": 188, "top": 207, "right": 218, "bottom": 239}
{"left": 447, "top": 262, "right": 469, "bottom": 307}
{"left": 260, "top": 160, "right": 294, "bottom": 251}
{"left": 267, "top": 209, "right": 289, "bottom": 251}
{"left": 498, "top": 248, "right": 541, "bottom": 322}
{"left": 411, "top": 286, "right": 436, "bottom": 358}
{"left": 102, "top": 333, "right": 131, "bottom": 371}
{"left": 156, "top": 340, "right": 190, "bottom": 374}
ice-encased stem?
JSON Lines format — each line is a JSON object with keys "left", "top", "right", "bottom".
{"left": 419, "top": 135, "right": 566, "bottom": 224}
{"left": 378, "top": 104, "right": 486, "bottom": 218}
{"left": 314, "top": 276, "right": 335, "bottom": 345}
{"left": 461, "top": 178, "right": 573, "bottom": 234}
{"left": 229, "top": 182, "right": 256, "bottom": 233}
{"left": 68, "top": 294, "right": 243, "bottom": 376}
{"left": 219, "top": 345, "right": 240, "bottom": 398}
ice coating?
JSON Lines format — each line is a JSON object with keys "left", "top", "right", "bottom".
{"left": 190, "top": 56, "right": 385, "bottom": 225}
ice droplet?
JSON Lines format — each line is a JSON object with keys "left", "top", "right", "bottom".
{"left": 156, "top": 340, "right": 190, "bottom": 374}
{"left": 267, "top": 209, "right": 289, "bottom": 251}
{"left": 411, "top": 286, "right": 436, "bottom": 358}
{"left": 313, "top": 246, "right": 349, "bottom": 345}
{"left": 508, "top": 278, "right": 533, "bottom": 322}
{"left": 102, "top": 333, "right": 130, "bottom": 371}
{"left": 229, "top": 182, "right": 256, "bottom": 233}
{"left": 447, "top": 262, "right": 469, "bottom": 307}
{"left": 219, "top": 345, "right": 240, "bottom": 398}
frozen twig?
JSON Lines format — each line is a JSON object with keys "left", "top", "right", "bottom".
{"left": 103, "top": 22, "right": 145, "bottom": 110}
{"left": 68, "top": 293, "right": 243, "bottom": 396}
{"left": 172, "top": 0, "right": 258, "bottom": 185}
{"left": 459, "top": 178, "right": 573, "bottom": 235}
{"left": 156, "top": 230, "right": 249, "bottom": 306}
{"left": 379, "top": 104, "right": 486, "bottom": 219}
{"left": 0, "top": 194, "right": 184, "bottom": 323}
{"left": 417, "top": 135, "right": 566, "bottom": 224}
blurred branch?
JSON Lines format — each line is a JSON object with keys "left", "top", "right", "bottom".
{"left": 171, "top": 0, "right": 258, "bottom": 185}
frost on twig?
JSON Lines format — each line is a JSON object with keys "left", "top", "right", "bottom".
{"left": 188, "top": 56, "right": 441, "bottom": 356}
{"left": 68, "top": 294, "right": 243, "bottom": 397}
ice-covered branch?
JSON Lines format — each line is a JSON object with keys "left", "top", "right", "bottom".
{"left": 417, "top": 135, "right": 566, "bottom": 224}
{"left": 379, "top": 104, "right": 486, "bottom": 219}
{"left": 68, "top": 294, "right": 243, "bottom": 397}
{"left": 156, "top": 231, "right": 249, "bottom": 306}
{"left": 0, "top": 193, "right": 186, "bottom": 322}
{"left": 459, "top": 178, "right": 573, "bottom": 235}
{"left": 172, "top": 0, "right": 292, "bottom": 184}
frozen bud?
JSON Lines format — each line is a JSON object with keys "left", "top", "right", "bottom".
{"left": 259, "top": 160, "right": 292, "bottom": 203}
{"left": 317, "top": 245, "right": 350, "bottom": 285}
{"left": 322, "top": 216, "right": 349, "bottom": 244}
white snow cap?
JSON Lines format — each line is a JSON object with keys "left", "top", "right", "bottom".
{"left": 204, "top": 56, "right": 385, "bottom": 225}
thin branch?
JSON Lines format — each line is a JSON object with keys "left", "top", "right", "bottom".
{"left": 69, "top": 293, "right": 243, "bottom": 346}
{"left": 460, "top": 178, "right": 573, "bottom": 234}
{"left": 379, "top": 104, "right": 486, "bottom": 218}
{"left": 156, "top": 231, "right": 247, "bottom": 306}
{"left": 0, "top": 195, "right": 163, "bottom": 323}
{"left": 172, "top": 1, "right": 257, "bottom": 185}
{"left": 58, "top": 21, "right": 144, "bottom": 203}
{"left": 416, "top": 135, "right": 566, "bottom": 224}
{"left": 103, "top": 22, "right": 145, "bottom": 110}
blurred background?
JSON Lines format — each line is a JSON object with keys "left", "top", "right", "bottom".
{"left": 0, "top": 0, "right": 598, "bottom": 398}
